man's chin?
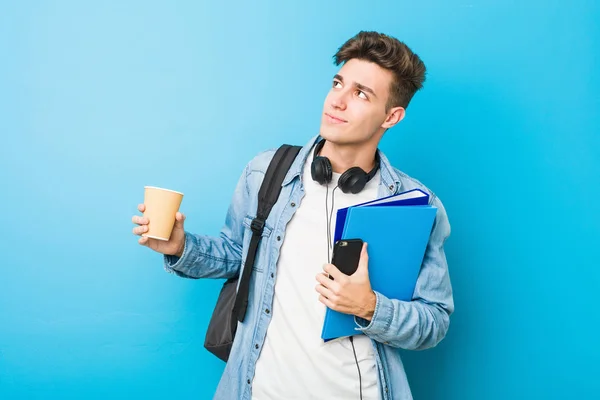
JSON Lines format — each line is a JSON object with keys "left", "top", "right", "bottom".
{"left": 318, "top": 127, "right": 346, "bottom": 142}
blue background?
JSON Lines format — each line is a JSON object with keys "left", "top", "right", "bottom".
{"left": 1, "top": 1, "right": 598, "bottom": 399}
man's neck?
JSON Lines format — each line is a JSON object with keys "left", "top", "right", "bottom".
{"left": 319, "top": 139, "right": 378, "bottom": 174}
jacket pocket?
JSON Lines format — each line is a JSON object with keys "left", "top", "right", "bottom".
{"left": 242, "top": 215, "right": 274, "bottom": 237}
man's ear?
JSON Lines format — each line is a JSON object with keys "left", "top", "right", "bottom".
{"left": 381, "top": 106, "right": 405, "bottom": 130}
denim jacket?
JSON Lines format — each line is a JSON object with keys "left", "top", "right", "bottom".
{"left": 164, "top": 134, "right": 454, "bottom": 400}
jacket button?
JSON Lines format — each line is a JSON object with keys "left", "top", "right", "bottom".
{"left": 265, "top": 309, "right": 270, "bottom": 314}
{"left": 255, "top": 344, "right": 259, "bottom": 349}
{"left": 270, "top": 273, "right": 274, "bottom": 278}
{"left": 247, "top": 379, "right": 251, "bottom": 384}
{"left": 291, "top": 202, "right": 296, "bottom": 207}
{"left": 277, "top": 236, "right": 281, "bottom": 241}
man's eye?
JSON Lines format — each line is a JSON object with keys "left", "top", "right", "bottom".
{"left": 357, "top": 91, "right": 367, "bottom": 100}
{"left": 333, "top": 81, "right": 342, "bottom": 88}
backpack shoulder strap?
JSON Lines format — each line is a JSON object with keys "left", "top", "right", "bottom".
{"left": 233, "top": 144, "right": 302, "bottom": 322}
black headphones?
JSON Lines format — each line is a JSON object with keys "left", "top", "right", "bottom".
{"left": 311, "top": 139, "right": 380, "bottom": 194}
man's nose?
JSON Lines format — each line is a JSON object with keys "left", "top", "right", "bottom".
{"left": 331, "top": 91, "right": 348, "bottom": 111}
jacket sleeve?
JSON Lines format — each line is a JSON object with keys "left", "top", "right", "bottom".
{"left": 162, "top": 163, "right": 250, "bottom": 280}
{"left": 354, "top": 195, "right": 454, "bottom": 350}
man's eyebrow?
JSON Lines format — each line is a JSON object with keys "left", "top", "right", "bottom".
{"left": 355, "top": 82, "right": 377, "bottom": 98}
{"left": 333, "top": 74, "right": 377, "bottom": 98}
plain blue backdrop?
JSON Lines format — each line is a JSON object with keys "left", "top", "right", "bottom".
{"left": 1, "top": 1, "right": 599, "bottom": 399}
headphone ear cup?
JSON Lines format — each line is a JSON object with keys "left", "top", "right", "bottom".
{"left": 338, "top": 167, "right": 368, "bottom": 194}
{"left": 311, "top": 156, "right": 333, "bottom": 185}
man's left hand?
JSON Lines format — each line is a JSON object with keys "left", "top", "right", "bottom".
{"left": 315, "top": 242, "right": 377, "bottom": 321}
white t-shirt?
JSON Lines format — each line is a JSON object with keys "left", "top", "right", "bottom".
{"left": 251, "top": 150, "right": 382, "bottom": 400}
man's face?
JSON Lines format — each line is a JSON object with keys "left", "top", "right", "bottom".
{"left": 319, "top": 58, "right": 400, "bottom": 146}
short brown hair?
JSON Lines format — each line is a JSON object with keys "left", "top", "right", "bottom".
{"left": 334, "top": 31, "right": 426, "bottom": 110}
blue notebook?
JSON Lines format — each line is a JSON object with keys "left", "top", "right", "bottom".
{"left": 333, "top": 188, "right": 430, "bottom": 244}
{"left": 321, "top": 189, "right": 437, "bottom": 341}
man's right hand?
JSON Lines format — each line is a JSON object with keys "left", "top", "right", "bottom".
{"left": 132, "top": 203, "right": 186, "bottom": 257}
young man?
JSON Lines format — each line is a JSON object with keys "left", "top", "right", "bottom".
{"left": 132, "top": 31, "right": 453, "bottom": 400}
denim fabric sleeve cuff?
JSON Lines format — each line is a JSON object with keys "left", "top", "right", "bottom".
{"left": 354, "top": 290, "right": 394, "bottom": 339}
{"left": 163, "top": 232, "right": 193, "bottom": 274}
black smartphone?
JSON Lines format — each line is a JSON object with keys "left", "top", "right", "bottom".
{"left": 330, "top": 238, "right": 364, "bottom": 279}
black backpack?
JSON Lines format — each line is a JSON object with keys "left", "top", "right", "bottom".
{"left": 204, "top": 144, "right": 302, "bottom": 362}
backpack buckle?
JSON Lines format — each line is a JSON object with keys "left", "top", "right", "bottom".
{"left": 250, "top": 218, "right": 265, "bottom": 234}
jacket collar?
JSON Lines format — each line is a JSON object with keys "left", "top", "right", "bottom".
{"left": 282, "top": 134, "right": 403, "bottom": 195}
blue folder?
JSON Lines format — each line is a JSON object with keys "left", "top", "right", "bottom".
{"left": 321, "top": 188, "right": 437, "bottom": 341}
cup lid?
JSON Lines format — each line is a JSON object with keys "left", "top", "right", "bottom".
{"left": 144, "top": 186, "right": 184, "bottom": 195}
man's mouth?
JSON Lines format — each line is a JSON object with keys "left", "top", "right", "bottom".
{"left": 325, "top": 113, "right": 348, "bottom": 124}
